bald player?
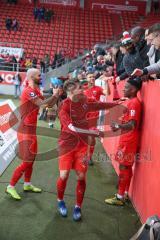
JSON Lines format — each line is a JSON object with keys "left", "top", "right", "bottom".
{"left": 6, "top": 68, "right": 60, "bottom": 200}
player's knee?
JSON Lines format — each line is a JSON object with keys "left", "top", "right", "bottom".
{"left": 77, "top": 172, "right": 85, "bottom": 180}
{"left": 60, "top": 171, "right": 69, "bottom": 180}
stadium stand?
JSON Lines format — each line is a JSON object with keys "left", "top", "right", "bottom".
{"left": 0, "top": 3, "right": 113, "bottom": 61}
{"left": 140, "top": 12, "right": 160, "bottom": 28}
{"left": 0, "top": 2, "right": 144, "bottom": 62}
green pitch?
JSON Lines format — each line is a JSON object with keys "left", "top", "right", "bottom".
{"left": 0, "top": 98, "right": 141, "bottom": 240}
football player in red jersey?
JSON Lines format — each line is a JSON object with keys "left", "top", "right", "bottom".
{"left": 57, "top": 79, "right": 118, "bottom": 221}
{"left": 6, "top": 68, "right": 60, "bottom": 200}
{"left": 105, "top": 77, "right": 142, "bottom": 206}
{"left": 84, "top": 73, "right": 109, "bottom": 165}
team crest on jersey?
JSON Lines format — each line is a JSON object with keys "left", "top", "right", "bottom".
{"left": 29, "top": 92, "right": 36, "bottom": 98}
{"left": 82, "top": 104, "right": 87, "bottom": 110}
{"left": 130, "top": 110, "right": 136, "bottom": 116}
{"left": 93, "top": 91, "right": 97, "bottom": 96}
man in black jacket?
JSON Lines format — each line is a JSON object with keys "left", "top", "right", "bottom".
{"left": 131, "top": 26, "right": 150, "bottom": 67}
{"left": 116, "top": 34, "right": 144, "bottom": 83}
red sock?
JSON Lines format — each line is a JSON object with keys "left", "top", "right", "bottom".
{"left": 118, "top": 167, "right": 132, "bottom": 196}
{"left": 125, "top": 167, "right": 133, "bottom": 192}
{"left": 24, "top": 162, "right": 34, "bottom": 182}
{"left": 57, "top": 177, "right": 68, "bottom": 200}
{"left": 10, "top": 162, "right": 33, "bottom": 186}
{"left": 76, "top": 179, "right": 86, "bottom": 207}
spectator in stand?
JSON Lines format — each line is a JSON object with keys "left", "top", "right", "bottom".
{"left": 19, "top": 57, "right": 26, "bottom": 72}
{"left": 51, "top": 54, "right": 58, "bottom": 69}
{"left": 40, "top": 59, "right": 45, "bottom": 73}
{"left": 5, "top": 53, "right": 12, "bottom": 71}
{"left": 38, "top": 7, "right": 45, "bottom": 21}
{"left": 92, "top": 45, "right": 106, "bottom": 65}
{"left": 33, "top": 7, "right": 38, "bottom": 20}
{"left": 5, "top": 17, "right": 12, "bottom": 31}
{"left": 52, "top": 50, "right": 64, "bottom": 68}
{"left": 104, "top": 52, "right": 114, "bottom": 66}
{"left": 44, "top": 9, "right": 53, "bottom": 23}
{"left": 94, "top": 55, "right": 106, "bottom": 71}
{"left": 12, "top": 18, "right": 19, "bottom": 31}
{"left": 110, "top": 43, "right": 125, "bottom": 76}
{"left": 13, "top": 72, "right": 22, "bottom": 98}
{"left": 37, "top": 8, "right": 42, "bottom": 22}
{"left": 44, "top": 54, "right": 50, "bottom": 72}
{"left": 94, "top": 44, "right": 106, "bottom": 57}
{"left": 116, "top": 33, "right": 143, "bottom": 83}
{"left": 25, "top": 58, "right": 32, "bottom": 70}
{"left": 130, "top": 26, "right": 149, "bottom": 67}
{"left": 32, "top": 57, "right": 37, "bottom": 68}
{"left": 132, "top": 23, "right": 160, "bottom": 79}
{"left": 11, "top": 55, "right": 17, "bottom": 71}
{"left": 144, "top": 28, "right": 160, "bottom": 79}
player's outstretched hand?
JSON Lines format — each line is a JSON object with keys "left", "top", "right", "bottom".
{"left": 131, "top": 68, "right": 143, "bottom": 77}
{"left": 110, "top": 122, "right": 119, "bottom": 132}
{"left": 115, "top": 76, "right": 120, "bottom": 84}
{"left": 99, "top": 131, "right": 105, "bottom": 138}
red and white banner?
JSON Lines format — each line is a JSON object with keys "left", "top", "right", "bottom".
{"left": 39, "top": 0, "right": 78, "bottom": 6}
{"left": 92, "top": 3, "right": 138, "bottom": 11}
{"left": 0, "top": 47, "right": 24, "bottom": 58}
{"left": 85, "top": 0, "right": 146, "bottom": 15}
{"left": 0, "top": 100, "right": 18, "bottom": 175}
{"left": 0, "top": 71, "right": 26, "bottom": 85}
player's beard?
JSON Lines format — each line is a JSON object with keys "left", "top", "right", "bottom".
{"left": 34, "top": 78, "right": 41, "bottom": 86}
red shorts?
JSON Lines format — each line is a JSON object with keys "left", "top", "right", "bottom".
{"left": 59, "top": 142, "right": 88, "bottom": 172}
{"left": 17, "top": 132, "right": 37, "bottom": 161}
{"left": 115, "top": 142, "right": 137, "bottom": 166}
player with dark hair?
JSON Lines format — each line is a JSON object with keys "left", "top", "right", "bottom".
{"left": 105, "top": 77, "right": 142, "bottom": 206}
{"left": 57, "top": 79, "right": 118, "bottom": 221}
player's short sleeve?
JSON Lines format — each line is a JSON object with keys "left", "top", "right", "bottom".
{"left": 127, "top": 100, "right": 141, "bottom": 122}
{"left": 58, "top": 100, "right": 72, "bottom": 126}
{"left": 25, "top": 89, "right": 38, "bottom": 101}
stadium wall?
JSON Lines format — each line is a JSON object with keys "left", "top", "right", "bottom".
{"left": 103, "top": 80, "right": 160, "bottom": 223}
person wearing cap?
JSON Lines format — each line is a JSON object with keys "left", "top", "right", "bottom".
{"left": 105, "top": 77, "right": 142, "bottom": 206}
{"left": 110, "top": 43, "right": 125, "bottom": 77}
{"left": 116, "top": 33, "right": 143, "bottom": 83}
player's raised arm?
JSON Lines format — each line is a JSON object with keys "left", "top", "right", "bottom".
{"left": 87, "top": 100, "right": 120, "bottom": 112}
{"left": 33, "top": 87, "right": 60, "bottom": 108}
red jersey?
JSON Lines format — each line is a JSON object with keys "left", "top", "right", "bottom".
{"left": 58, "top": 96, "right": 111, "bottom": 145}
{"left": 84, "top": 85, "right": 103, "bottom": 101}
{"left": 119, "top": 97, "right": 142, "bottom": 144}
{"left": 84, "top": 85, "right": 104, "bottom": 127}
{"left": 19, "top": 86, "right": 43, "bottom": 127}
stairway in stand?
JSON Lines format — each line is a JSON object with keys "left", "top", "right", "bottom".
{"left": 110, "top": 13, "right": 123, "bottom": 38}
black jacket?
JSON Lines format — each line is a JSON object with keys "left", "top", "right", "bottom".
{"left": 120, "top": 47, "right": 143, "bottom": 80}
{"left": 135, "top": 39, "right": 150, "bottom": 68}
